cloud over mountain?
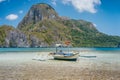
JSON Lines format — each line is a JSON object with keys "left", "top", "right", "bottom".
{"left": 62, "top": 0, "right": 101, "bottom": 13}
{"left": 6, "top": 14, "right": 18, "bottom": 21}
{"left": 51, "top": 0, "right": 101, "bottom": 13}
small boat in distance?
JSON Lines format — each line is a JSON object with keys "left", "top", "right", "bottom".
{"left": 52, "top": 41, "right": 79, "bottom": 61}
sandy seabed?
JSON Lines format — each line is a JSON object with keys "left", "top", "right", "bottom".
{"left": 0, "top": 52, "right": 120, "bottom": 80}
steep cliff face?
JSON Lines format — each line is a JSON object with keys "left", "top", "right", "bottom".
{"left": 0, "top": 25, "right": 13, "bottom": 47}
{"left": 17, "top": 3, "right": 71, "bottom": 46}
{"left": 0, "top": 3, "right": 120, "bottom": 47}
{"left": 0, "top": 25, "right": 49, "bottom": 48}
{"left": 18, "top": 3, "right": 59, "bottom": 29}
{"left": 0, "top": 25, "right": 29, "bottom": 47}
{"left": 16, "top": 3, "right": 120, "bottom": 47}
{"left": 5, "top": 30, "right": 29, "bottom": 47}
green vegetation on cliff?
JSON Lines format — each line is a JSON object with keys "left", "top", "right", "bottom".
{"left": 0, "top": 25, "right": 14, "bottom": 46}
{"left": 17, "top": 3, "right": 120, "bottom": 47}
{"left": 0, "top": 3, "right": 120, "bottom": 47}
{"left": 62, "top": 19, "right": 120, "bottom": 47}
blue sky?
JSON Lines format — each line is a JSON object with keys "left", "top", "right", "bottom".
{"left": 0, "top": 0, "right": 120, "bottom": 36}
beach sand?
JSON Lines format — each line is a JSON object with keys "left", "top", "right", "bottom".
{"left": 0, "top": 52, "right": 120, "bottom": 80}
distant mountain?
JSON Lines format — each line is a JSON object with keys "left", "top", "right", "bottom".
{"left": 18, "top": 3, "right": 59, "bottom": 29}
{"left": 61, "top": 19, "right": 120, "bottom": 47}
{"left": 0, "top": 3, "right": 120, "bottom": 47}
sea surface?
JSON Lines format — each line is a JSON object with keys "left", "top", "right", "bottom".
{"left": 0, "top": 48, "right": 120, "bottom": 64}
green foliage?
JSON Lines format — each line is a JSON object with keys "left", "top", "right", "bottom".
{"left": 20, "top": 20, "right": 71, "bottom": 45}
{"left": 62, "top": 20, "right": 120, "bottom": 47}
{"left": 0, "top": 25, "right": 14, "bottom": 46}
{"left": 19, "top": 19, "right": 120, "bottom": 47}
{"left": 1, "top": 3, "right": 120, "bottom": 47}
{"left": 1, "top": 19, "right": 119, "bottom": 48}
{"left": 15, "top": 3, "right": 120, "bottom": 47}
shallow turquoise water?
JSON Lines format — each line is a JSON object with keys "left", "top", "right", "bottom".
{"left": 0, "top": 48, "right": 120, "bottom": 63}
{"left": 0, "top": 47, "right": 120, "bottom": 52}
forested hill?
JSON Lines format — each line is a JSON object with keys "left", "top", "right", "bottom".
{"left": 0, "top": 3, "right": 120, "bottom": 47}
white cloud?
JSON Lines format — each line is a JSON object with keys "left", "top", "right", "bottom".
{"left": 6, "top": 14, "right": 18, "bottom": 21}
{"left": 51, "top": 0, "right": 57, "bottom": 5}
{"left": 0, "top": 0, "right": 5, "bottom": 3}
{"left": 62, "top": 0, "right": 101, "bottom": 13}
{"left": 19, "top": 10, "right": 23, "bottom": 14}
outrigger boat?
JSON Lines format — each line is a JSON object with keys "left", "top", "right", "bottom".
{"left": 53, "top": 41, "right": 79, "bottom": 61}
{"left": 53, "top": 52, "right": 79, "bottom": 61}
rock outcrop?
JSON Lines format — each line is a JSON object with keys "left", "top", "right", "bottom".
{"left": 5, "top": 30, "right": 29, "bottom": 47}
{"left": 0, "top": 3, "right": 120, "bottom": 47}
{"left": 18, "top": 3, "right": 59, "bottom": 29}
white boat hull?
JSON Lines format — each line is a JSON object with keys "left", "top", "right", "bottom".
{"left": 53, "top": 53, "right": 79, "bottom": 61}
